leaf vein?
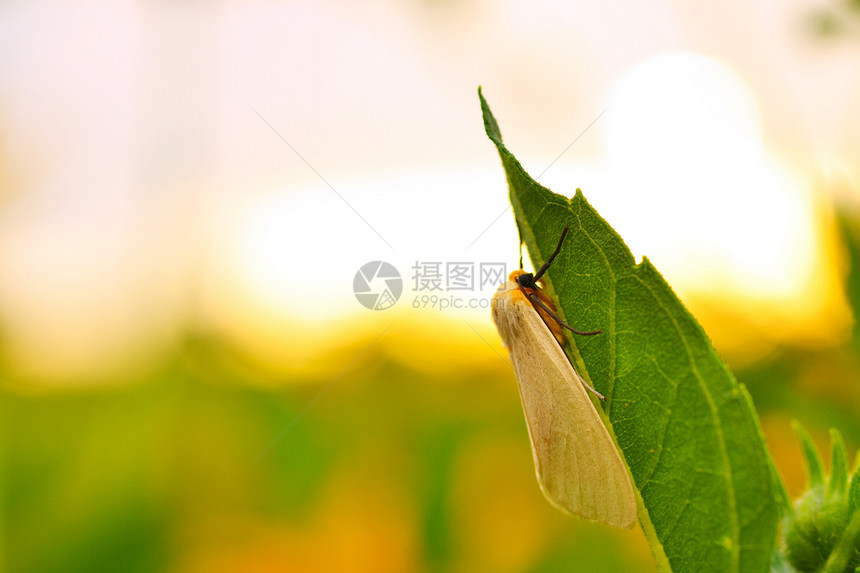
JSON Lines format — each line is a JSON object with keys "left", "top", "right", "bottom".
{"left": 631, "top": 272, "right": 740, "bottom": 570}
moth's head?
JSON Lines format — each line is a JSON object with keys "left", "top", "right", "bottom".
{"left": 508, "top": 269, "right": 540, "bottom": 288}
{"left": 509, "top": 269, "right": 536, "bottom": 289}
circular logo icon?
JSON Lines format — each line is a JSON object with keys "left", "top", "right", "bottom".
{"left": 353, "top": 261, "right": 402, "bottom": 310}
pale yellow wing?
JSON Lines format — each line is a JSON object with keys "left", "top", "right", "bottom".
{"left": 491, "top": 282, "right": 636, "bottom": 528}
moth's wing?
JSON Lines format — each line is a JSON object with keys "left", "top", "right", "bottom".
{"left": 502, "top": 297, "right": 637, "bottom": 528}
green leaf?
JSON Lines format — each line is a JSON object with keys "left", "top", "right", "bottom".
{"left": 479, "top": 88, "right": 781, "bottom": 573}
{"left": 793, "top": 420, "right": 826, "bottom": 488}
{"left": 851, "top": 460, "right": 860, "bottom": 516}
{"left": 829, "top": 429, "right": 849, "bottom": 498}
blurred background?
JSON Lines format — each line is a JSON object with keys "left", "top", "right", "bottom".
{"left": 1, "top": 0, "right": 860, "bottom": 571}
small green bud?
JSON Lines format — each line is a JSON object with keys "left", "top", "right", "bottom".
{"left": 786, "top": 483, "right": 852, "bottom": 571}
{"left": 783, "top": 423, "right": 860, "bottom": 573}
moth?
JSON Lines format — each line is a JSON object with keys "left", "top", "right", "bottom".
{"left": 490, "top": 227, "right": 637, "bottom": 528}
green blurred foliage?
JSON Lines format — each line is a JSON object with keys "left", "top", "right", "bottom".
{"left": 0, "top": 332, "right": 656, "bottom": 572}
{"left": 738, "top": 213, "right": 860, "bottom": 458}
{"left": 808, "top": 0, "right": 860, "bottom": 40}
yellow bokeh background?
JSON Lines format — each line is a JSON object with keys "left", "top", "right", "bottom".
{"left": 1, "top": 1, "right": 859, "bottom": 571}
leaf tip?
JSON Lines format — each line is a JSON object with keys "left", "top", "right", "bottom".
{"left": 478, "top": 87, "right": 504, "bottom": 147}
{"left": 828, "top": 428, "right": 849, "bottom": 497}
{"left": 792, "top": 420, "right": 825, "bottom": 488}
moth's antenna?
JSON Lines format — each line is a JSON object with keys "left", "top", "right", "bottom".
{"left": 533, "top": 227, "right": 570, "bottom": 282}
{"left": 527, "top": 291, "right": 602, "bottom": 336}
{"left": 527, "top": 292, "right": 605, "bottom": 401}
